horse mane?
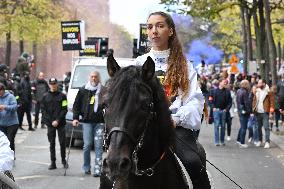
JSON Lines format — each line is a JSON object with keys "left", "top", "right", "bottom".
{"left": 107, "top": 66, "right": 140, "bottom": 112}
{"left": 147, "top": 72, "right": 175, "bottom": 150}
{"left": 107, "top": 65, "right": 175, "bottom": 150}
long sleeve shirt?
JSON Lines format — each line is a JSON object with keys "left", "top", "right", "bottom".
{"left": 211, "top": 88, "right": 232, "bottom": 112}
{"left": 136, "top": 49, "right": 204, "bottom": 130}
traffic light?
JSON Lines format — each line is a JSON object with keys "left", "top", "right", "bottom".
{"left": 99, "top": 38, "right": 108, "bottom": 57}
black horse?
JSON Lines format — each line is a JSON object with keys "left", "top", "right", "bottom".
{"left": 99, "top": 55, "right": 193, "bottom": 189}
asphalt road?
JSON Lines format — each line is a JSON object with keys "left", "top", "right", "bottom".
{"left": 199, "top": 119, "right": 284, "bottom": 189}
{"left": 11, "top": 118, "right": 284, "bottom": 189}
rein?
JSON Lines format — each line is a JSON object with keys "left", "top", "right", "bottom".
{"left": 103, "top": 79, "right": 169, "bottom": 189}
{"left": 104, "top": 103, "right": 165, "bottom": 177}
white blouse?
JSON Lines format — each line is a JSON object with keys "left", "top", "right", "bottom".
{"left": 136, "top": 49, "right": 204, "bottom": 130}
{"left": 0, "top": 131, "right": 14, "bottom": 171}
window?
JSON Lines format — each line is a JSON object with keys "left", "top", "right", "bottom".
{"left": 71, "top": 65, "right": 109, "bottom": 89}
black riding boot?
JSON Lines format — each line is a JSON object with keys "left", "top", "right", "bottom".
{"left": 48, "top": 162, "right": 57, "bottom": 170}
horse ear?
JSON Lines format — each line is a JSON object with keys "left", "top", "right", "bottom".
{"left": 107, "top": 54, "right": 121, "bottom": 77}
{"left": 142, "top": 56, "right": 155, "bottom": 81}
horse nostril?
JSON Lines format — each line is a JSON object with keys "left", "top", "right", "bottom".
{"left": 103, "top": 158, "right": 108, "bottom": 167}
{"left": 119, "top": 157, "right": 131, "bottom": 171}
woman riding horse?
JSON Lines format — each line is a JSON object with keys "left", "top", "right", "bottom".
{"left": 135, "top": 11, "right": 211, "bottom": 188}
{"left": 101, "top": 55, "right": 191, "bottom": 189}
{"left": 100, "top": 11, "right": 210, "bottom": 189}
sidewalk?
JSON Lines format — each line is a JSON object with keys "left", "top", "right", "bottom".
{"left": 270, "top": 123, "right": 284, "bottom": 151}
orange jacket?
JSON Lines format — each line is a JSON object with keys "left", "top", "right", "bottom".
{"left": 252, "top": 86, "right": 275, "bottom": 113}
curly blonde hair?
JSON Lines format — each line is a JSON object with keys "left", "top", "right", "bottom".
{"left": 148, "top": 12, "right": 189, "bottom": 98}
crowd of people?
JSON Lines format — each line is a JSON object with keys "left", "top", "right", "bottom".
{"left": 0, "top": 54, "right": 106, "bottom": 180}
{"left": 197, "top": 68, "right": 284, "bottom": 149}
{"left": 0, "top": 53, "right": 72, "bottom": 172}
{"left": 1, "top": 11, "right": 284, "bottom": 189}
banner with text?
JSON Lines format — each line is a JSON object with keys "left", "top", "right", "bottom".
{"left": 61, "top": 21, "right": 85, "bottom": 51}
{"left": 139, "top": 24, "right": 149, "bottom": 55}
{"left": 79, "top": 39, "right": 99, "bottom": 56}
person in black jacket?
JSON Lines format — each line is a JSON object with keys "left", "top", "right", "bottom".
{"left": 211, "top": 79, "right": 232, "bottom": 146}
{"left": 31, "top": 72, "right": 49, "bottom": 129}
{"left": 41, "top": 78, "right": 68, "bottom": 170}
{"left": 18, "top": 71, "right": 34, "bottom": 131}
{"left": 0, "top": 64, "right": 8, "bottom": 88}
{"left": 72, "top": 71, "right": 106, "bottom": 177}
{"left": 236, "top": 80, "right": 251, "bottom": 148}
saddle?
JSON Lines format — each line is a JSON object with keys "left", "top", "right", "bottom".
{"left": 170, "top": 149, "right": 193, "bottom": 189}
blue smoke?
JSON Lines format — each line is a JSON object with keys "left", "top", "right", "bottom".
{"left": 172, "top": 13, "right": 192, "bottom": 28}
{"left": 186, "top": 37, "right": 223, "bottom": 68}
{"left": 171, "top": 13, "right": 224, "bottom": 68}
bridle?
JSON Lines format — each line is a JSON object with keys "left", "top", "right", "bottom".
{"left": 103, "top": 82, "right": 165, "bottom": 178}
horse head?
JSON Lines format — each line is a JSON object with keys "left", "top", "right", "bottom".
{"left": 102, "top": 54, "right": 173, "bottom": 182}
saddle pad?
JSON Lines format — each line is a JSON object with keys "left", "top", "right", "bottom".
{"left": 173, "top": 152, "right": 193, "bottom": 189}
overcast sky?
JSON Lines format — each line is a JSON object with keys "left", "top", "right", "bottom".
{"left": 109, "top": 0, "right": 167, "bottom": 37}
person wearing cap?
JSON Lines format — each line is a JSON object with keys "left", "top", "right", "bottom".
{"left": 0, "top": 83, "right": 19, "bottom": 156}
{"left": 41, "top": 78, "right": 68, "bottom": 170}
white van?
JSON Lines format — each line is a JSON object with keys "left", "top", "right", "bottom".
{"left": 65, "top": 57, "right": 136, "bottom": 146}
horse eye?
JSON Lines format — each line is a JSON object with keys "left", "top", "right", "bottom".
{"left": 141, "top": 101, "right": 151, "bottom": 111}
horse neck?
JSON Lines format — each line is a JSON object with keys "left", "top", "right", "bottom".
{"left": 136, "top": 120, "right": 165, "bottom": 167}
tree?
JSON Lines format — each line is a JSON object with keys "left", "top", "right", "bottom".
{"left": 210, "top": 7, "right": 242, "bottom": 59}
{"left": 0, "top": 0, "right": 20, "bottom": 67}
{"left": 0, "top": 0, "right": 69, "bottom": 67}
{"left": 171, "top": 13, "right": 208, "bottom": 53}
{"left": 264, "top": 0, "right": 277, "bottom": 85}
{"left": 160, "top": 0, "right": 284, "bottom": 81}
{"left": 271, "top": 9, "right": 284, "bottom": 70}
{"left": 161, "top": 0, "right": 246, "bottom": 67}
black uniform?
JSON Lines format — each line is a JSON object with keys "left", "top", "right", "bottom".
{"left": 41, "top": 90, "right": 68, "bottom": 167}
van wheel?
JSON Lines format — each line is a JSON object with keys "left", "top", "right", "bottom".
{"left": 66, "top": 137, "right": 75, "bottom": 147}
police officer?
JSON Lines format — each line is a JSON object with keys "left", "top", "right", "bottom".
{"left": 41, "top": 78, "right": 68, "bottom": 170}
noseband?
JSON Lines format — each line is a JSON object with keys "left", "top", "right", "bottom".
{"left": 103, "top": 82, "right": 165, "bottom": 177}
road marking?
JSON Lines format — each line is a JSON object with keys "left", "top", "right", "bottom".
{"left": 15, "top": 130, "right": 31, "bottom": 144}
{"left": 22, "top": 145, "right": 49, "bottom": 149}
{"left": 277, "top": 155, "right": 284, "bottom": 158}
{"left": 15, "top": 175, "right": 50, "bottom": 180}
{"left": 16, "top": 159, "right": 49, "bottom": 165}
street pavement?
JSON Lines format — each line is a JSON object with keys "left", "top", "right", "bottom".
{"left": 11, "top": 118, "right": 284, "bottom": 189}
{"left": 199, "top": 119, "right": 284, "bottom": 189}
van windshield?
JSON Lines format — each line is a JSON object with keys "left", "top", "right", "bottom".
{"left": 71, "top": 65, "right": 109, "bottom": 89}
